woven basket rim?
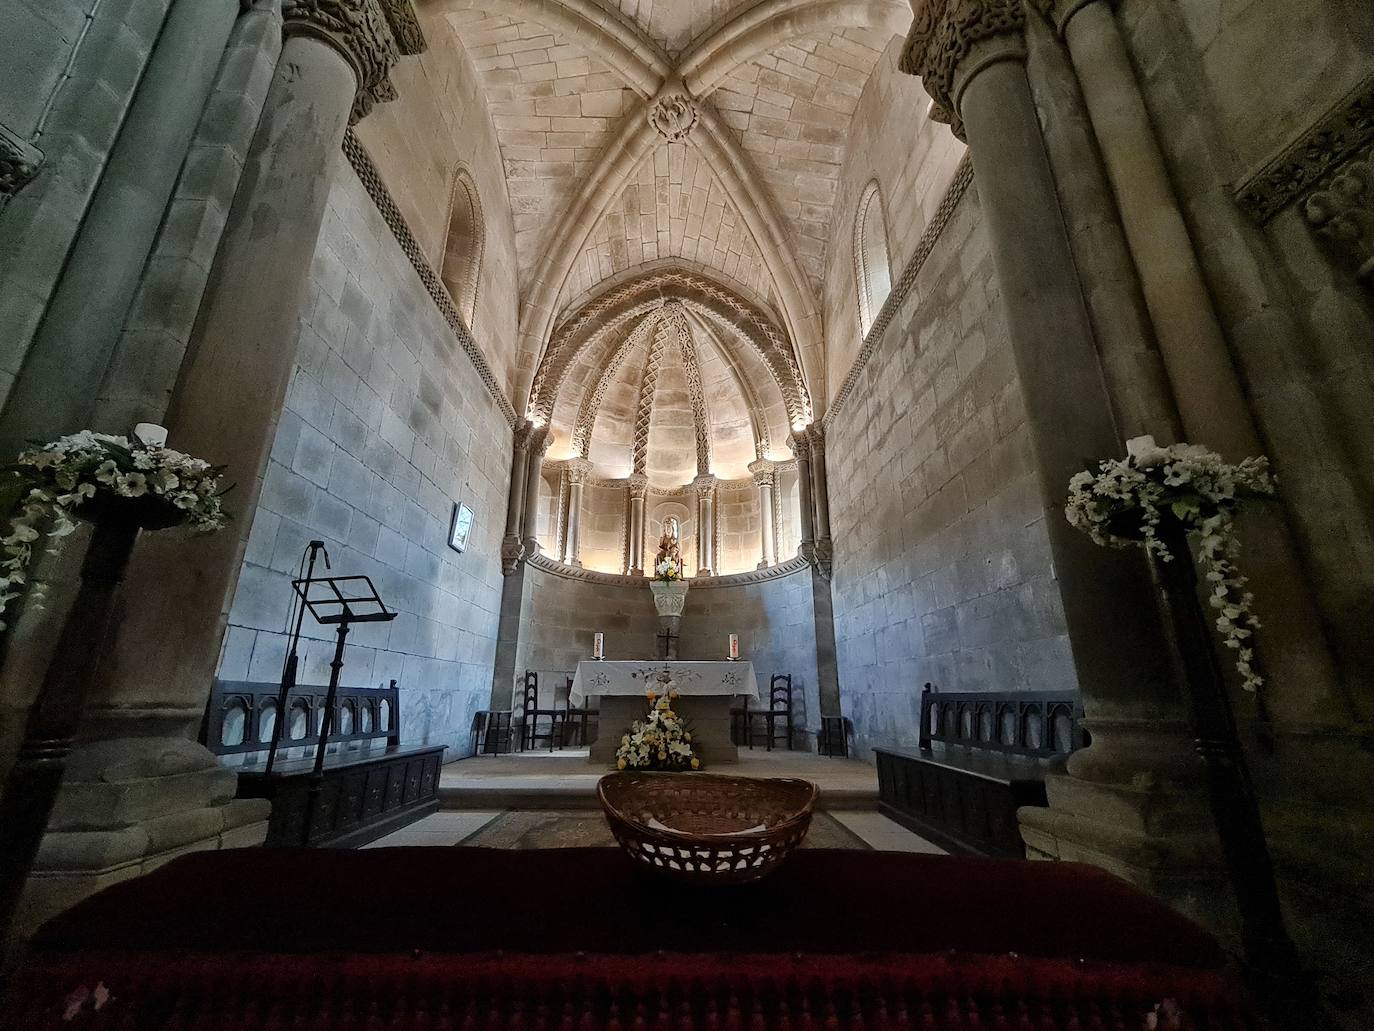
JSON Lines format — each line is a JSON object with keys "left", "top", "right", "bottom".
{"left": 597, "top": 772, "right": 819, "bottom": 846}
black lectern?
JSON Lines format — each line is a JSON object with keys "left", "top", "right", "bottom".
{"left": 289, "top": 574, "right": 397, "bottom": 844}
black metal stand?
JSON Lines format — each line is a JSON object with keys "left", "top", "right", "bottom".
{"left": 265, "top": 542, "right": 327, "bottom": 775}
{"left": 289, "top": 574, "right": 396, "bottom": 846}
{"left": 1150, "top": 517, "right": 1323, "bottom": 1028}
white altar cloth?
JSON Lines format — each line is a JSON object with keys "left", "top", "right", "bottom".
{"left": 570, "top": 660, "right": 759, "bottom": 707}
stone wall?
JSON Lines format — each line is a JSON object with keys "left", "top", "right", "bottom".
{"left": 715, "top": 478, "right": 761, "bottom": 574}
{"left": 354, "top": 9, "right": 520, "bottom": 396}
{"left": 216, "top": 164, "right": 512, "bottom": 759}
{"left": 824, "top": 181, "right": 1074, "bottom": 758}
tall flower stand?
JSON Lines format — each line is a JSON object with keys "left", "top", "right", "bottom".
{"left": 0, "top": 507, "right": 150, "bottom": 940}
{"left": 1149, "top": 516, "right": 1316, "bottom": 1026}
{"left": 649, "top": 580, "right": 688, "bottom": 660}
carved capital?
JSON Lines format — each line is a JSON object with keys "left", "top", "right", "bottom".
{"left": 565, "top": 457, "right": 593, "bottom": 485}
{"left": 626, "top": 473, "right": 650, "bottom": 500}
{"left": 282, "top": 0, "right": 424, "bottom": 124}
{"left": 748, "top": 459, "right": 775, "bottom": 488}
{"left": 1304, "top": 148, "right": 1374, "bottom": 289}
{"left": 0, "top": 122, "right": 43, "bottom": 198}
{"left": 806, "top": 424, "right": 826, "bottom": 455}
{"left": 899, "top": 0, "right": 1026, "bottom": 140}
{"left": 501, "top": 535, "right": 525, "bottom": 575}
{"left": 691, "top": 474, "right": 717, "bottom": 499}
{"left": 648, "top": 83, "right": 699, "bottom": 142}
{"left": 813, "top": 538, "right": 834, "bottom": 580}
{"left": 789, "top": 429, "right": 812, "bottom": 462}
{"left": 512, "top": 419, "right": 536, "bottom": 455}
{"left": 528, "top": 425, "right": 552, "bottom": 457}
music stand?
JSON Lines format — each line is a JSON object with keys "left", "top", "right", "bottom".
{"left": 290, "top": 574, "right": 397, "bottom": 845}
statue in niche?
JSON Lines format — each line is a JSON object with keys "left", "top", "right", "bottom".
{"left": 654, "top": 519, "right": 683, "bottom": 579}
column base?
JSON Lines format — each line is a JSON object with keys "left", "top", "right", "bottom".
{"left": 9, "top": 725, "right": 270, "bottom": 942}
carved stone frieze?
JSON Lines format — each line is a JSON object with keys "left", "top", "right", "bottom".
{"left": 1236, "top": 72, "right": 1374, "bottom": 225}
{"left": 1304, "top": 147, "right": 1374, "bottom": 289}
{"left": 377, "top": 0, "right": 425, "bottom": 55}
{"left": 898, "top": 0, "right": 1026, "bottom": 140}
{"left": 0, "top": 122, "right": 43, "bottom": 198}
{"left": 648, "top": 84, "right": 699, "bottom": 142}
{"left": 282, "top": 0, "right": 421, "bottom": 123}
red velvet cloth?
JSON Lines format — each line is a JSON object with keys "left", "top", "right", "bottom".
{"left": 31, "top": 847, "right": 1224, "bottom": 967}
{"left": 9, "top": 848, "right": 1254, "bottom": 1030}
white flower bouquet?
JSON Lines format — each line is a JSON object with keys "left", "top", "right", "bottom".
{"left": 615, "top": 674, "right": 701, "bottom": 771}
{"left": 1065, "top": 437, "right": 1275, "bottom": 693}
{"left": 653, "top": 555, "right": 681, "bottom": 582}
{"left": 0, "top": 431, "right": 230, "bottom": 630}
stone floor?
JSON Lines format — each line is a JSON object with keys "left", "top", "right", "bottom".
{"left": 365, "top": 750, "right": 944, "bottom": 853}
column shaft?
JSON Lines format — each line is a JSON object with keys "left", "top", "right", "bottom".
{"left": 956, "top": 49, "right": 1182, "bottom": 729}
{"left": 627, "top": 486, "right": 646, "bottom": 575}
{"left": 758, "top": 481, "right": 775, "bottom": 567}
{"left": 520, "top": 430, "right": 547, "bottom": 556}
{"left": 566, "top": 482, "right": 585, "bottom": 567}
{"left": 0, "top": 0, "right": 241, "bottom": 454}
{"left": 792, "top": 436, "right": 815, "bottom": 552}
{"left": 94, "top": 34, "right": 359, "bottom": 712}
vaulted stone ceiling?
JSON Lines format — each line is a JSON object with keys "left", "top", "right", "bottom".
{"left": 435, "top": 0, "right": 914, "bottom": 485}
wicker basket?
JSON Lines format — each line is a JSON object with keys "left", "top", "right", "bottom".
{"left": 597, "top": 772, "right": 818, "bottom": 884}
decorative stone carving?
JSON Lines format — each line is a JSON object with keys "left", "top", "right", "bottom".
{"left": 377, "top": 0, "right": 426, "bottom": 55}
{"left": 789, "top": 428, "right": 811, "bottom": 461}
{"left": 691, "top": 473, "right": 717, "bottom": 499}
{"left": 0, "top": 122, "right": 43, "bottom": 198}
{"left": 1304, "top": 148, "right": 1374, "bottom": 289}
{"left": 512, "top": 418, "right": 536, "bottom": 454}
{"left": 648, "top": 84, "right": 699, "bottom": 142}
{"left": 748, "top": 458, "right": 775, "bottom": 487}
{"left": 565, "top": 456, "right": 593, "bottom": 485}
{"left": 631, "top": 314, "right": 673, "bottom": 474}
{"left": 898, "top": 0, "right": 1026, "bottom": 140}
{"left": 282, "top": 0, "right": 421, "bottom": 123}
{"left": 500, "top": 535, "right": 525, "bottom": 575}
{"left": 813, "top": 538, "right": 834, "bottom": 580}
{"left": 627, "top": 472, "right": 650, "bottom": 500}
{"left": 1236, "top": 72, "right": 1374, "bottom": 225}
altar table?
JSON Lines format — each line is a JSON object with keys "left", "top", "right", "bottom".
{"left": 572, "top": 660, "right": 758, "bottom": 766}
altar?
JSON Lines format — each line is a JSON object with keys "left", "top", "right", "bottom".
{"left": 571, "top": 660, "right": 758, "bottom": 766}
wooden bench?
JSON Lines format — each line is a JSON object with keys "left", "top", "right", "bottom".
{"left": 875, "top": 683, "right": 1085, "bottom": 858}
{"left": 204, "top": 679, "right": 445, "bottom": 848}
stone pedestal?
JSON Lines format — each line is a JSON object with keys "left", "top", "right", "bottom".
{"left": 650, "top": 579, "right": 688, "bottom": 660}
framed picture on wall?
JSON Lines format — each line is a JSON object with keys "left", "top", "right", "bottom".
{"left": 449, "top": 502, "right": 475, "bottom": 554}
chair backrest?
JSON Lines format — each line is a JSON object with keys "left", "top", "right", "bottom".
{"left": 554, "top": 675, "right": 574, "bottom": 711}
{"left": 521, "top": 671, "right": 539, "bottom": 717}
{"left": 918, "top": 682, "right": 1085, "bottom": 759}
{"left": 769, "top": 673, "right": 792, "bottom": 712}
{"left": 205, "top": 679, "right": 400, "bottom": 757}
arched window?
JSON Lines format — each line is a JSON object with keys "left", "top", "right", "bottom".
{"left": 854, "top": 179, "right": 892, "bottom": 337}
{"left": 441, "top": 167, "right": 484, "bottom": 329}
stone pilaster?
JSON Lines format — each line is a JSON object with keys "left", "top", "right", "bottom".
{"left": 789, "top": 429, "right": 815, "bottom": 563}
{"left": 901, "top": 0, "right": 1225, "bottom": 922}
{"left": 749, "top": 459, "right": 776, "bottom": 568}
{"left": 563, "top": 458, "right": 592, "bottom": 568}
{"left": 692, "top": 474, "right": 717, "bottom": 577}
{"left": 626, "top": 473, "right": 649, "bottom": 576}
{"left": 807, "top": 426, "right": 832, "bottom": 578}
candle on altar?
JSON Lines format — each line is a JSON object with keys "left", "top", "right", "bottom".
{"left": 728, "top": 634, "right": 739, "bottom": 660}
{"left": 593, "top": 632, "right": 604, "bottom": 659}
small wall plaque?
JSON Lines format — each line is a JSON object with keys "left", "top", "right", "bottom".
{"left": 449, "top": 502, "right": 474, "bottom": 553}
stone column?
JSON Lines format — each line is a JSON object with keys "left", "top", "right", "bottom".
{"left": 749, "top": 459, "right": 776, "bottom": 568}
{"left": 563, "top": 458, "right": 592, "bottom": 567}
{"left": 0, "top": 0, "right": 242, "bottom": 456}
{"left": 1043, "top": 0, "right": 1344, "bottom": 732}
{"left": 692, "top": 474, "right": 717, "bottom": 577}
{"left": 626, "top": 473, "right": 648, "bottom": 575}
{"left": 520, "top": 426, "right": 549, "bottom": 558}
{"left": 901, "top": 0, "right": 1216, "bottom": 906}
{"left": 807, "top": 426, "right": 832, "bottom": 576}
{"left": 501, "top": 422, "right": 532, "bottom": 574}
{"left": 790, "top": 430, "right": 815, "bottom": 560}
{"left": 14, "top": 1, "right": 418, "bottom": 937}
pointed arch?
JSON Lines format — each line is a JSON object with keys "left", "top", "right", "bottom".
{"left": 441, "top": 167, "right": 484, "bottom": 329}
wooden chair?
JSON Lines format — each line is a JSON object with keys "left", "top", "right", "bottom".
{"left": 520, "top": 671, "right": 564, "bottom": 752}
{"left": 558, "top": 674, "right": 599, "bottom": 747}
{"left": 817, "top": 715, "right": 850, "bottom": 757}
{"left": 474, "top": 709, "right": 514, "bottom": 754}
{"left": 744, "top": 673, "right": 795, "bottom": 751}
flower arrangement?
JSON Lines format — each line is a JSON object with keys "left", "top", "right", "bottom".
{"left": 0, "top": 431, "right": 230, "bottom": 631}
{"left": 615, "top": 671, "right": 701, "bottom": 771}
{"left": 1065, "top": 436, "right": 1275, "bottom": 693}
{"left": 653, "top": 555, "right": 681, "bottom": 581}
